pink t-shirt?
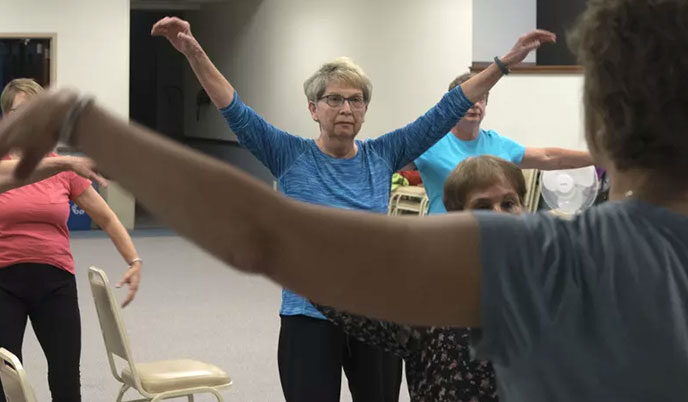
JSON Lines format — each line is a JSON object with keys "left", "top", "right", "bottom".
{"left": 0, "top": 156, "right": 91, "bottom": 274}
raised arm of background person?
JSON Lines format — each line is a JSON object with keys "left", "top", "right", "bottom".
{"left": 520, "top": 147, "right": 594, "bottom": 170}
{"left": 361, "top": 29, "right": 557, "bottom": 169}
{"left": 152, "top": 16, "right": 304, "bottom": 176}
{"left": 459, "top": 30, "right": 556, "bottom": 103}
{"left": 0, "top": 155, "right": 106, "bottom": 193}
{"left": 152, "top": 16, "right": 234, "bottom": 109}
{"left": 74, "top": 186, "right": 142, "bottom": 307}
{"left": 0, "top": 89, "right": 483, "bottom": 328}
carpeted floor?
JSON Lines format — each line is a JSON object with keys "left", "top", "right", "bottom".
{"left": 17, "top": 231, "right": 409, "bottom": 401}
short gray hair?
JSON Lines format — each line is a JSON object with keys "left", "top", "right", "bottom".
{"left": 303, "top": 57, "right": 372, "bottom": 104}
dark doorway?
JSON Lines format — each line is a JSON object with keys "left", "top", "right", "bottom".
{"left": 0, "top": 37, "right": 52, "bottom": 117}
{"left": 130, "top": 10, "right": 187, "bottom": 228}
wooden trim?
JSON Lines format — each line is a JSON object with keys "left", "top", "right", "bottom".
{"left": 0, "top": 33, "right": 57, "bottom": 84}
{"left": 0, "top": 32, "right": 56, "bottom": 38}
{"left": 470, "top": 61, "right": 583, "bottom": 74}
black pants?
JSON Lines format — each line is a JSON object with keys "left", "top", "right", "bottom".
{"left": 278, "top": 314, "right": 403, "bottom": 402}
{"left": 0, "top": 263, "right": 81, "bottom": 402}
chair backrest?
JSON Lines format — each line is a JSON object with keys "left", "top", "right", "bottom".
{"left": 0, "top": 348, "right": 37, "bottom": 402}
{"left": 87, "top": 267, "right": 139, "bottom": 383}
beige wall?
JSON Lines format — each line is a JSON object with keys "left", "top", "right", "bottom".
{"left": 481, "top": 74, "right": 587, "bottom": 150}
{"left": 473, "top": 0, "right": 536, "bottom": 63}
{"left": 0, "top": 0, "right": 135, "bottom": 228}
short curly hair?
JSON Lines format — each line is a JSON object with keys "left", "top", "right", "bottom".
{"left": 303, "top": 57, "right": 372, "bottom": 105}
{"left": 569, "top": 0, "right": 688, "bottom": 175}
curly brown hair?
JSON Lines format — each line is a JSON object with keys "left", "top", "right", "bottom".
{"left": 569, "top": 0, "right": 688, "bottom": 175}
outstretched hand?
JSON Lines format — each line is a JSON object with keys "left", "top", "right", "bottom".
{"left": 116, "top": 262, "right": 141, "bottom": 308}
{"left": 151, "top": 16, "right": 203, "bottom": 57}
{"left": 501, "top": 29, "right": 557, "bottom": 66}
{"left": 68, "top": 156, "right": 108, "bottom": 187}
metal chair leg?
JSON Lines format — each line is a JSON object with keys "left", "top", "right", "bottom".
{"left": 116, "top": 384, "right": 130, "bottom": 402}
{"left": 209, "top": 388, "right": 224, "bottom": 402}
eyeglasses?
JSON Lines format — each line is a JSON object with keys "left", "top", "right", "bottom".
{"left": 319, "top": 94, "right": 367, "bottom": 110}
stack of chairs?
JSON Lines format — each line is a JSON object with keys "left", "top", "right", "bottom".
{"left": 388, "top": 186, "right": 429, "bottom": 216}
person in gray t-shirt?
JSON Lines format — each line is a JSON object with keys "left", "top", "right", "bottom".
{"left": 2, "top": 0, "right": 687, "bottom": 401}
{"left": 474, "top": 199, "right": 688, "bottom": 401}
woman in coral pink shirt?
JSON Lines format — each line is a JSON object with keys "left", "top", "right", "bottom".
{"left": 0, "top": 79, "right": 142, "bottom": 402}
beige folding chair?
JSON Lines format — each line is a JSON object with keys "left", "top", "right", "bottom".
{"left": 87, "top": 267, "right": 232, "bottom": 402}
{"left": 389, "top": 186, "right": 428, "bottom": 216}
{"left": 0, "top": 348, "right": 37, "bottom": 402}
{"left": 419, "top": 195, "right": 430, "bottom": 216}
